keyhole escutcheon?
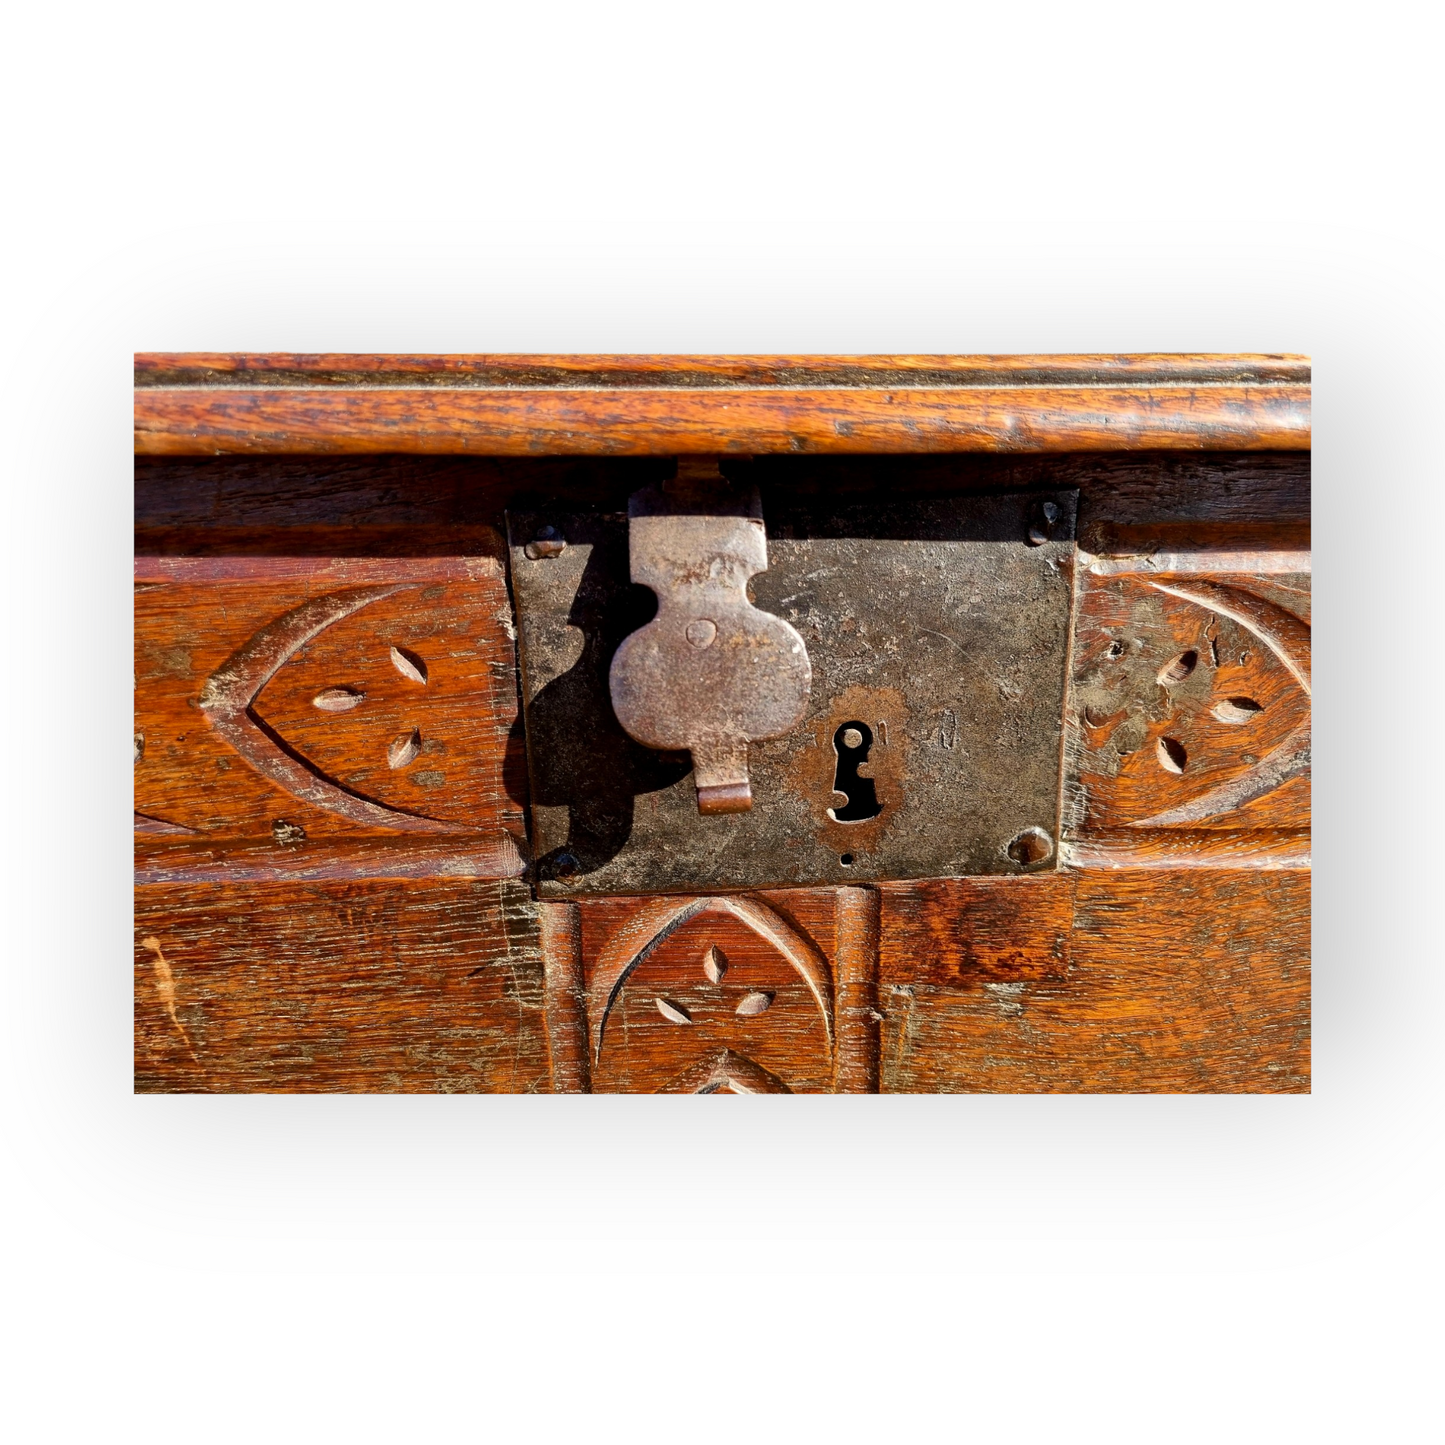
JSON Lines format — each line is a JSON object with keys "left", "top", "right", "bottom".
{"left": 829, "top": 720, "right": 884, "bottom": 822}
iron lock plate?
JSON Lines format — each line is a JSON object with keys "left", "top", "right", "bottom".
{"left": 509, "top": 489, "right": 1078, "bottom": 896}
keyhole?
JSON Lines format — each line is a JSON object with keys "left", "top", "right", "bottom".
{"left": 829, "top": 720, "right": 883, "bottom": 822}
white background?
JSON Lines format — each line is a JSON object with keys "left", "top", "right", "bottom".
{"left": 3, "top": 1, "right": 1439, "bottom": 1439}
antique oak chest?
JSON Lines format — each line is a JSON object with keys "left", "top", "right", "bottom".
{"left": 134, "top": 354, "right": 1310, "bottom": 1093}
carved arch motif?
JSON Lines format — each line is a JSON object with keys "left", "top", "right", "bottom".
{"left": 198, "top": 586, "right": 465, "bottom": 834}
{"left": 1134, "top": 578, "right": 1311, "bottom": 827}
{"left": 588, "top": 894, "right": 834, "bottom": 1067}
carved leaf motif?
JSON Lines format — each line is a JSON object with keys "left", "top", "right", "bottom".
{"left": 388, "top": 728, "right": 422, "bottom": 770}
{"left": 313, "top": 687, "right": 365, "bottom": 712}
{"left": 736, "top": 991, "right": 774, "bottom": 1017}
{"left": 194, "top": 586, "right": 463, "bottom": 836}
{"left": 1156, "top": 736, "right": 1187, "bottom": 774}
{"left": 703, "top": 945, "right": 727, "bottom": 983}
{"left": 1156, "top": 650, "right": 1198, "bottom": 686}
{"left": 390, "top": 646, "right": 428, "bottom": 684}
{"left": 655, "top": 997, "right": 692, "bottom": 1025}
{"left": 660, "top": 1049, "right": 793, "bottom": 1094}
{"left": 1211, "top": 697, "right": 1264, "bottom": 724}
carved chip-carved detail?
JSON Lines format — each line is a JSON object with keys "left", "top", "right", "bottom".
{"left": 662, "top": 1050, "right": 793, "bottom": 1094}
{"left": 1131, "top": 579, "right": 1310, "bottom": 827}
{"left": 589, "top": 896, "right": 833, "bottom": 1060}
{"left": 198, "top": 586, "right": 461, "bottom": 833}
{"left": 1067, "top": 569, "right": 1311, "bottom": 835}
{"left": 586, "top": 896, "right": 834, "bottom": 1094}
{"left": 135, "top": 559, "right": 526, "bottom": 864}
{"left": 539, "top": 890, "right": 879, "bottom": 1095}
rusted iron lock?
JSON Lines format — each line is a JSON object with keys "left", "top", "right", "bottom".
{"left": 608, "top": 459, "right": 812, "bottom": 815}
{"left": 507, "top": 475, "right": 1078, "bottom": 896}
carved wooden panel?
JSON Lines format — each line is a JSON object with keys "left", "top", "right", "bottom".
{"left": 1062, "top": 558, "right": 1310, "bottom": 867}
{"left": 134, "top": 878, "right": 547, "bottom": 1093}
{"left": 134, "top": 555, "right": 525, "bottom": 879}
{"left": 544, "top": 888, "right": 880, "bottom": 1093}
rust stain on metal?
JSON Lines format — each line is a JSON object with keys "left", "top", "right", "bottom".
{"left": 793, "top": 684, "right": 909, "bottom": 860}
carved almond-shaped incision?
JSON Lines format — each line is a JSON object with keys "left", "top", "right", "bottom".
{"left": 703, "top": 945, "right": 728, "bottom": 983}
{"left": 655, "top": 997, "right": 692, "bottom": 1025}
{"left": 390, "top": 646, "right": 428, "bottom": 684}
{"left": 313, "top": 687, "right": 365, "bottom": 712}
{"left": 1156, "top": 649, "right": 1199, "bottom": 686}
{"left": 388, "top": 727, "right": 422, "bottom": 770}
{"left": 1211, "top": 696, "right": 1264, "bottom": 725}
{"left": 736, "top": 991, "right": 774, "bottom": 1017}
{"left": 1157, "top": 736, "right": 1188, "bottom": 774}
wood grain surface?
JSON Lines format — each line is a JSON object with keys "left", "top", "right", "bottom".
{"left": 133, "top": 870, "right": 1309, "bottom": 1093}
{"left": 538, "top": 901, "right": 590, "bottom": 1094}
{"left": 136, "top": 451, "right": 1310, "bottom": 551}
{"left": 1061, "top": 829, "right": 1310, "bottom": 870}
{"left": 134, "top": 353, "right": 1309, "bottom": 456}
{"left": 877, "top": 872, "right": 1309, "bottom": 1092}
{"left": 135, "top": 353, "right": 1312, "bottom": 384}
{"left": 135, "top": 879, "right": 547, "bottom": 1093}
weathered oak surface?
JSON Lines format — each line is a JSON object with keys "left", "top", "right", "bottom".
{"left": 134, "top": 353, "right": 1310, "bottom": 456}
{"left": 135, "top": 880, "right": 546, "bottom": 1093}
{"left": 135, "top": 871, "right": 1306, "bottom": 1093}
{"left": 135, "top": 358, "right": 1310, "bottom": 1094}
{"left": 877, "top": 873, "right": 1308, "bottom": 1092}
